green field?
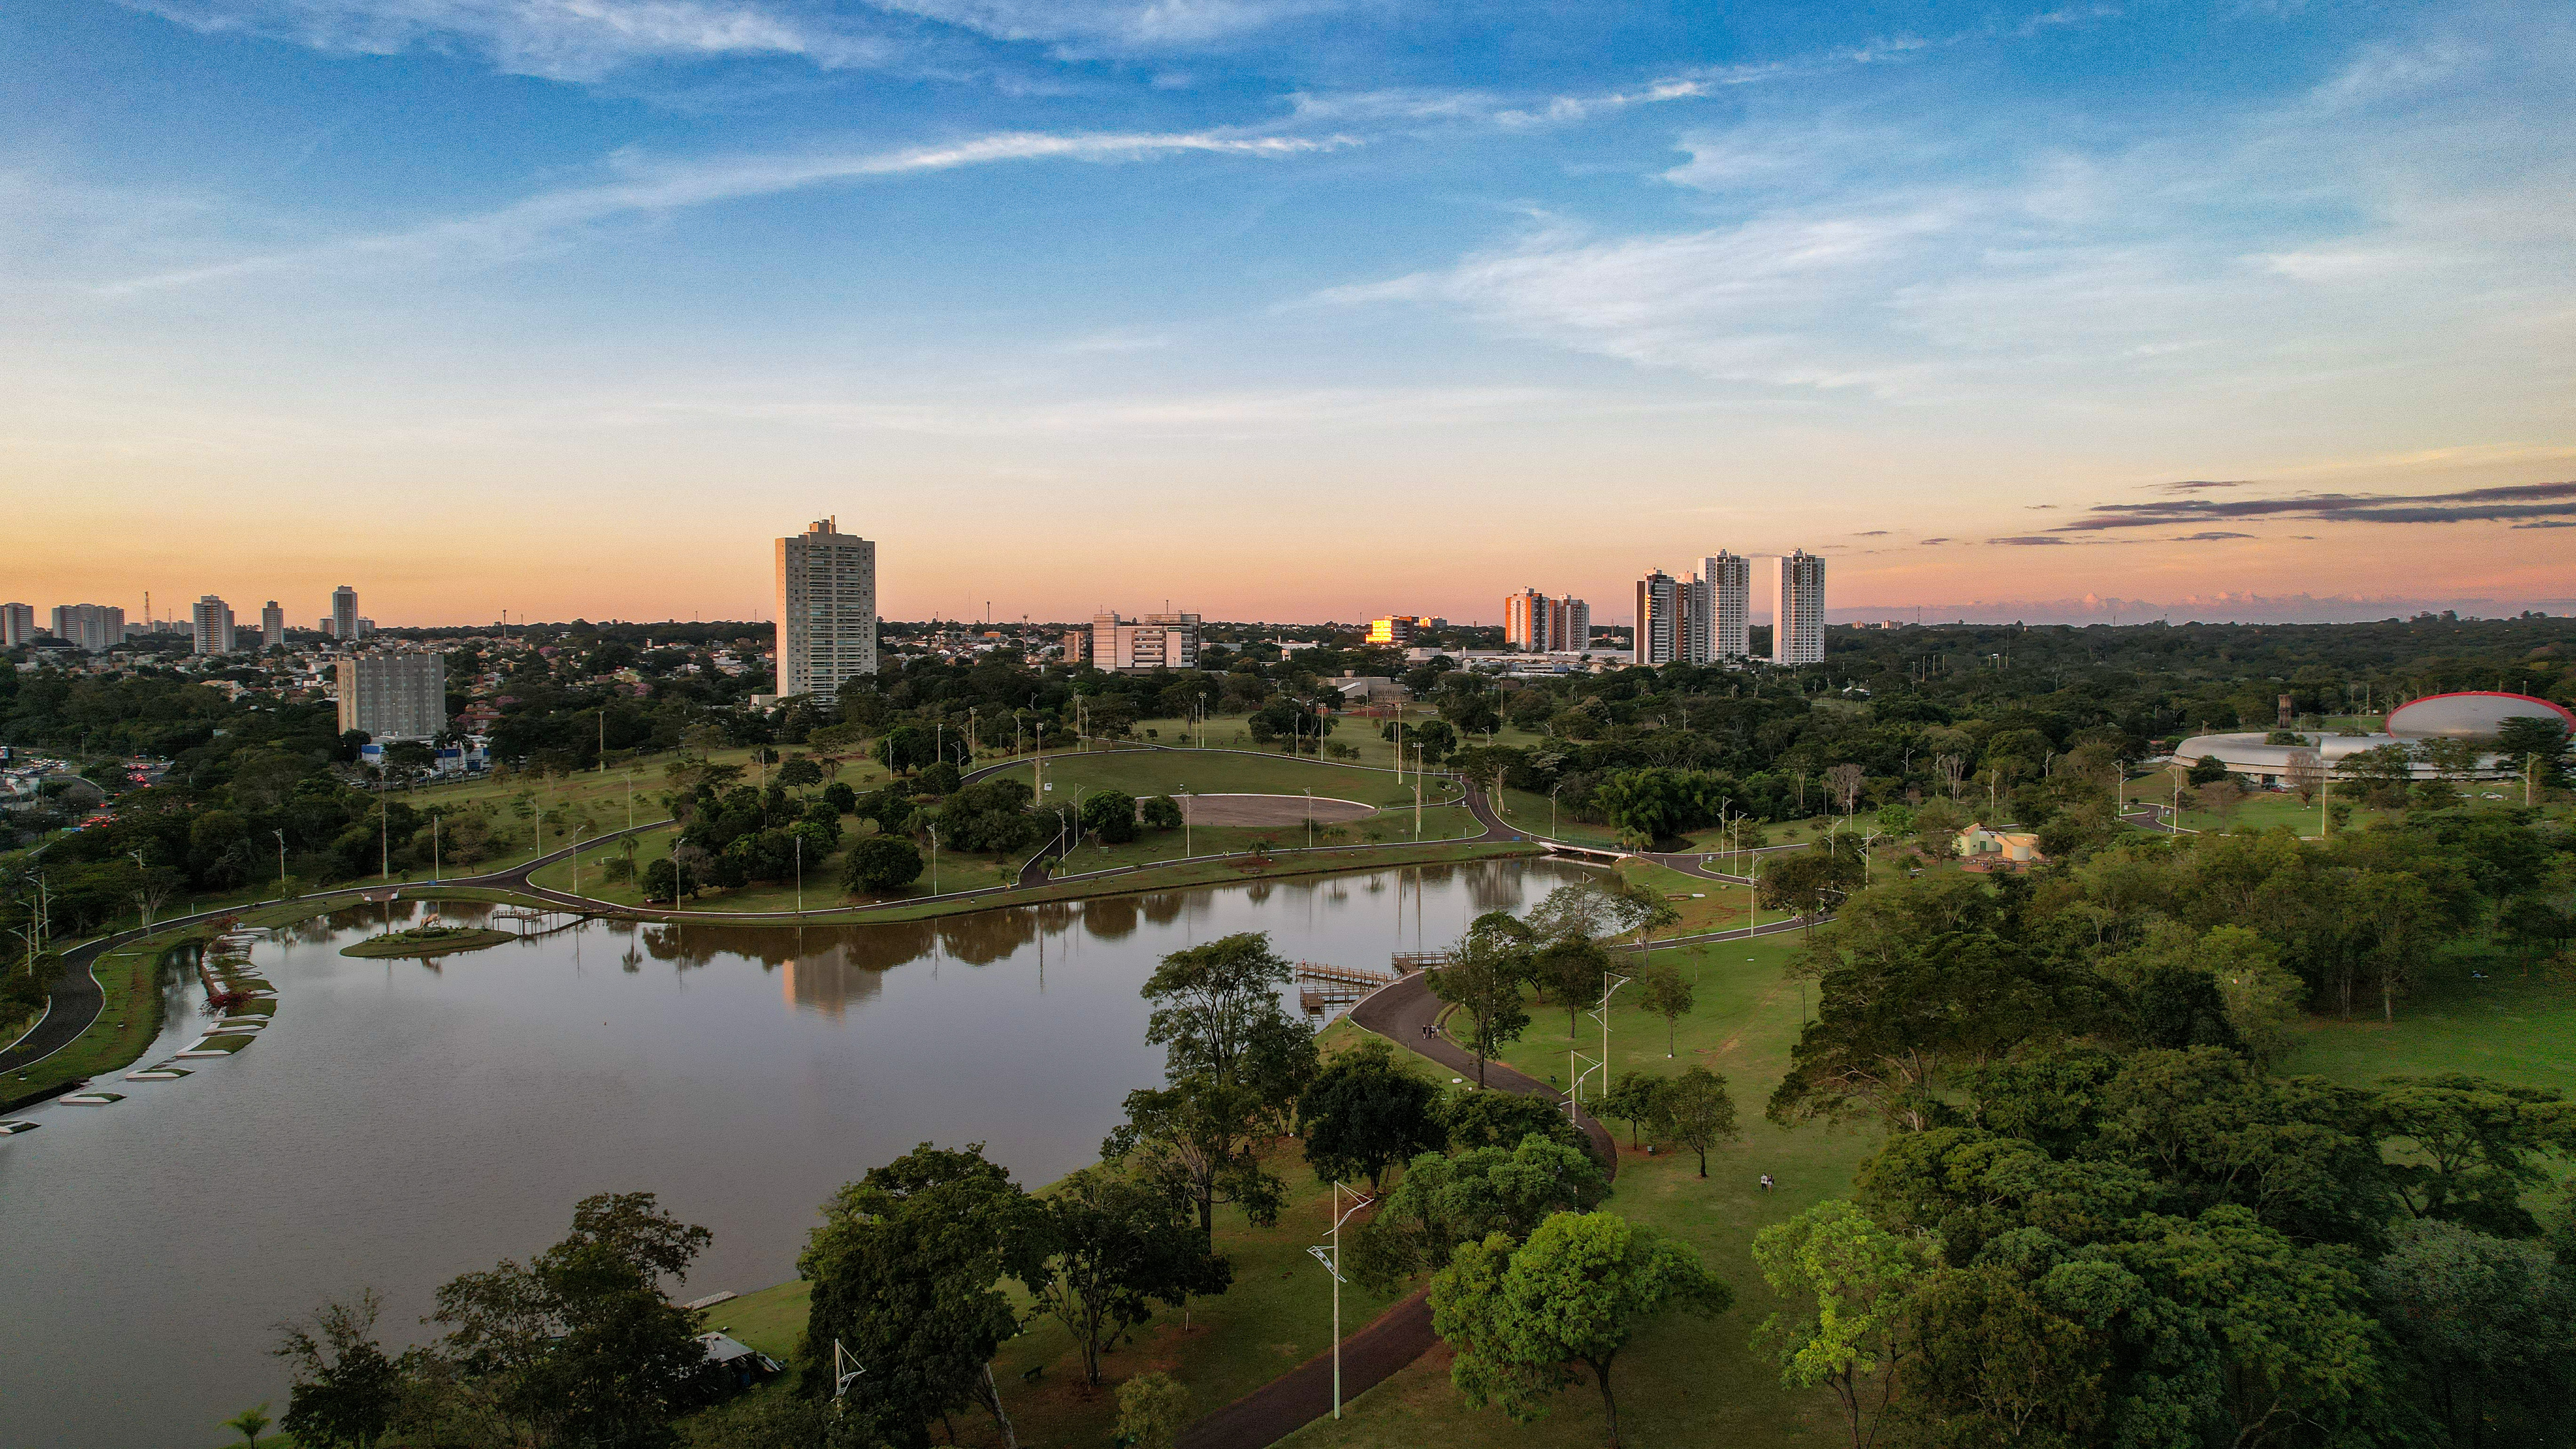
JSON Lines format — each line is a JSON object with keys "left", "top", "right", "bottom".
{"left": 1124, "top": 714, "right": 1560, "bottom": 774}
{"left": 2280, "top": 938, "right": 2576, "bottom": 1091}
{"left": 1012, "top": 746, "right": 1450, "bottom": 811}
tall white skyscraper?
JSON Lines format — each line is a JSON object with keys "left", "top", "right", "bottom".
{"left": 775, "top": 517, "right": 879, "bottom": 697}
{"left": 1766, "top": 550, "right": 1826, "bottom": 665}
{"left": 1633, "top": 569, "right": 1681, "bottom": 666}
{"left": 1, "top": 602, "right": 36, "bottom": 647}
{"left": 331, "top": 585, "right": 360, "bottom": 642}
{"left": 1692, "top": 552, "right": 1750, "bottom": 661}
{"left": 49, "top": 604, "right": 125, "bottom": 652}
{"left": 261, "top": 600, "right": 286, "bottom": 650}
{"left": 191, "top": 595, "right": 236, "bottom": 656}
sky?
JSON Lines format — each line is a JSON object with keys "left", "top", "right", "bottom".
{"left": 6, "top": 0, "right": 2573, "bottom": 628}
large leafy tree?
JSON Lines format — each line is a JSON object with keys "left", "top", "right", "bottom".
{"left": 1751, "top": 1202, "right": 1929, "bottom": 1449}
{"left": 798, "top": 1144, "right": 1037, "bottom": 1448}
{"left": 1430, "top": 1211, "right": 1730, "bottom": 1448}
{"left": 2374, "top": 1073, "right": 2576, "bottom": 1236}
{"left": 271, "top": 1291, "right": 403, "bottom": 1449}
{"left": 1105, "top": 1077, "right": 1284, "bottom": 1246}
{"left": 1351, "top": 1135, "right": 1609, "bottom": 1287}
{"left": 1430, "top": 911, "right": 1536, "bottom": 1088}
{"left": 1648, "top": 1065, "right": 1737, "bottom": 1178}
{"left": 1027, "top": 1168, "right": 1232, "bottom": 1388}
{"left": 2369, "top": 1218, "right": 2576, "bottom": 1447}
{"left": 1298, "top": 1039, "right": 1446, "bottom": 1191}
{"left": 427, "top": 1192, "right": 719, "bottom": 1449}
{"left": 1140, "top": 931, "right": 1316, "bottom": 1118}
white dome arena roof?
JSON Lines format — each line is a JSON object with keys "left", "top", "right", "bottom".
{"left": 2385, "top": 691, "right": 2575, "bottom": 739}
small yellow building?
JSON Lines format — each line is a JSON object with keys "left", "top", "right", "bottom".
{"left": 1956, "top": 825, "right": 2043, "bottom": 864}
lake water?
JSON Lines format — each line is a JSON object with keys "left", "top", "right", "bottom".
{"left": 0, "top": 858, "right": 1593, "bottom": 1447}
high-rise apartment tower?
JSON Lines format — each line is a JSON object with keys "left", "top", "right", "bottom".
{"left": 774, "top": 518, "right": 879, "bottom": 696}
{"left": 49, "top": 604, "right": 125, "bottom": 653}
{"left": 337, "top": 653, "right": 447, "bottom": 741}
{"left": 1681, "top": 552, "right": 1750, "bottom": 663}
{"left": 1090, "top": 613, "right": 1200, "bottom": 672}
{"left": 331, "top": 586, "right": 360, "bottom": 642}
{"left": 1633, "top": 570, "right": 1682, "bottom": 667}
{"left": 261, "top": 601, "right": 286, "bottom": 650}
{"left": 2, "top": 603, "right": 38, "bottom": 647}
{"left": 190, "top": 595, "right": 235, "bottom": 656}
{"left": 1767, "top": 550, "right": 1826, "bottom": 665}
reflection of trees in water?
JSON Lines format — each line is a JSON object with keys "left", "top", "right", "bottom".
{"left": 1244, "top": 882, "right": 1273, "bottom": 905}
{"left": 1140, "top": 893, "right": 1186, "bottom": 926}
{"left": 936, "top": 909, "right": 1040, "bottom": 966}
{"left": 1080, "top": 897, "right": 1139, "bottom": 941}
{"left": 779, "top": 942, "right": 888, "bottom": 1018}
{"left": 1465, "top": 861, "right": 1526, "bottom": 914}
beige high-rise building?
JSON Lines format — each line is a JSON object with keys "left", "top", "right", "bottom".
{"left": 774, "top": 518, "right": 878, "bottom": 697}
{"left": 3, "top": 602, "right": 40, "bottom": 647}
{"left": 1505, "top": 589, "right": 1546, "bottom": 650}
{"left": 331, "top": 585, "right": 360, "bottom": 642}
{"left": 1089, "top": 612, "right": 1200, "bottom": 672}
{"left": 261, "top": 600, "right": 286, "bottom": 650}
{"left": 1767, "top": 550, "right": 1826, "bottom": 665}
{"left": 191, "top": 595, "right": 235, "bottom": 656}
{"left": 50, "top": 604, "right": 125, "bottom": 652}
{"left": 337, "top": 653, "right": 447, "bottom": 741}
{"left": 1550, "top": 596, "right": 1590, "bottom": 653}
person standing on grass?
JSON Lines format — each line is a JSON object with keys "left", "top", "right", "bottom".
{"left": 1759, "top": 1174, "right": 1774, "bottom": 1193}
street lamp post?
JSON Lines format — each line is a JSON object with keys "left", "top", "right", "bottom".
{"left": 273, "top": 829, "right": 288, "bottom": 897}
{"left": 794, "top": 833, "right": 803, "bottom": 915}
{"left": 1304, "top": 788, "right": 1313, "bottom": 850}
{"left": 1307, "top": 1182, "right": 1376, "bottom": 1421}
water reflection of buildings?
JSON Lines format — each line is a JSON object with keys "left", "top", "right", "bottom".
{"left": 779, "top": 942, "right": 888, "bottom": 1020}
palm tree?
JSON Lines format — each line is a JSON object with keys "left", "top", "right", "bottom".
{"left": 223, "top": 1404, "right": 271, "bottom": 1447}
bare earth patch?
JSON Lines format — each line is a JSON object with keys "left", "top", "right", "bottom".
{"left": 1177, "top": 793, "right": 1377, "bottom": 827}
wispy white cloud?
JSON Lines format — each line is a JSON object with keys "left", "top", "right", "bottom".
{"left": 119, "top": 0, "right": 903, "bottom": 81}
{"left": 96, "top": 129, "right": 1347, "bottom": 293}
{"left": 877, "top": 0, "right": 1340, "bottom": 50}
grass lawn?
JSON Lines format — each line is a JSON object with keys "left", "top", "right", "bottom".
{"left": 1012, "top": 748, "right": 1444, "bottom": 811}
{"left": 524, "top": 820, "right": 1022, "bottom": 912}
{"left": 1290, "top": 930, "right": 1871, "bottom": 1449}
{"left": 1125, "top": 715, "right": 1560, "bottom": 774}
{"left": 2280, "top": 938, "right": 2576, "bottom": 1091}
{"left": 1052, "top": 806, "right": 1484, "bottom": 878}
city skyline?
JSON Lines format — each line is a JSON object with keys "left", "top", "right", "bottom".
{"left": 6, "top": 1, "right": 2570, "bottom": 625}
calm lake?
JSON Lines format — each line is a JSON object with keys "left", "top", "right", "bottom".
{"left": 0, "top": 858, "right": 1594, "bottom": 1447}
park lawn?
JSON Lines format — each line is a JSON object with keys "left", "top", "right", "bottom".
{"left": 1015, "top": 748, "right": 1439, "bottom": 811}
{"left": 524, "top": 821, "right": 1022, "bottom": 911}
{"left": 1291, "top": 931, "right": 1870, "bottom": 1449}
{"left": 1052, "top": 807, "right": 1484, "bottom": 878}
{"left": 2280, "top": 938, "right": 2576, "bottom": 1092}
{"left": 1126, "top": 715, "right": 1559, "bottom": 773}
{"left": 1600, "top": 859, "right": 1765, "bottom": 938}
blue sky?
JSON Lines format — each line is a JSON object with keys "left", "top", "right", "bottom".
{"left": 8, "top": 0, "right": 2571, "bottom": 626}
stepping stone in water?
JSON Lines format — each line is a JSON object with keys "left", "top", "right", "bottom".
{"left": 0, "top": 1119, "right": 38, "bottom": 1134}
{"left": 60, "top": 1093, "right": 126, "bottom": 1105}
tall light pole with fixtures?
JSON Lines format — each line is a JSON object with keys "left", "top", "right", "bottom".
{"left": 1306, "top": 1182, "right": 1376, "bottom": 1421}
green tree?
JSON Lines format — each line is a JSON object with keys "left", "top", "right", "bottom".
{"left": 1638, "top": 959, "right": 1693, "bottom": 1057}
{"left": 1598, "top": 1071, "right": 1667, "bottom": 1149}
{"left": 1534, "top": 935, "right": 1612, "bottom": 1039}
{"left": 1430, "top": 1211, "right": 1730, "bottom": 1447}
{"left": 1140, "top": 931, "right": 1316, "bottom": 1118}
{"left": 1028, "top": 1168, "right": 1231, "bottom": 1388}
{"left": 223, "top": 1404, "right": 273, "bottom": 1448}
{"left": 1444, "top": 1090, "right": 1584, "bottom": 1154}
{"left": 272, "top": 1292, "right": 402, "bottom": 1449}
{"left": 1351, "top": 1135, "right": 1609, "bottom": 1287}
{"left": 1139, "top": 794, "right": 1185, "bottom": 831}
{"left": 1114, "top": 1372, "right": 1193, "bottom": 1449}
{"left": 1751, "top": 1201, "right": 1929, "bottom": 1449}
{"left": 844, "top": 835, "right": 925, "bottom": 895}
{"left": 774, "top": 756, "right": 824, "bottom": 792}
{"left": 2493, "top": 714, "right": 2571, "bottom": 788}
{"left": 798, "top": 1144, "right": 1035, "bottom": 1447}
{"left": 2375, "top": 1073, "right": 2576, "bottom": 1236}
{"left": 1079, "top": 789, "right": 1141, "bottom": 844}
{"left": 1648, "top": 1065, "right": 1737, "bottom": 1177}
{"left": 427, "top": 1192, "right": 719, "bottom": 1449}
{"left": 1430, "top": 912, "right": 1536, "bottom": 1088}
{"left": 877, "top": 725, "right": 934, "bottom": 776}
{"left": 1105, "top": 1076, "right": 1284, "bottom": 1246}
{"left": 1298, "top": 1038, "right": 1447, "bottom": 1190}
{"left": 2370, "top": 1218, "right": 2576, "bottom": 1447}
